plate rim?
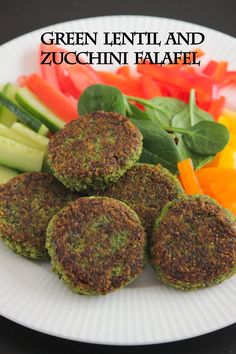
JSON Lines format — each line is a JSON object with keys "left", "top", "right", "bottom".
{"left": 0, "top": 15, "right": 235, "bottom": 346}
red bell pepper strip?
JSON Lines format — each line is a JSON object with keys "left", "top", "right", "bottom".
{"left": 39, "top": 44, "right": 100, "bottom": 99}
{"left": 53, "top": 48, "right": 102, "bottom": 96}
{"left": 39, "top": 43, "right": 61, "bottom": 91}
{"left": 55, "top": 65, "right": 80, "bottom": 99}
{"left": 202, "top": 60, "right": 218, "bottom": 76}
{"left": 53, "top": 51, "right": 80, "bottom": 99}
{"left": 137, "top": 64, "right": 213, "bottom": 101}
{"left": 208, "top": 96, "right": 226, "bottom": 120}
{"left": 67, "top": 64, "right": 102, "bottom": 95}
{"left": 202, "top": 60, "right": 228, "bottom": 84}
{"left": 167, "top": 85, "right": 189, "bottom": 102}
{"left": 97, "top": 71, "right": 143, "bottom": 97}
{"left": 180, "top": 66, "right": 196, "bottom": 73}
{"left": 212, "top": 61, "right": 228, "bottom": 83}
{"left": 116, "top": 66, "right": 132, "bottom": 77}
{"left": 25, "top": 73, "right": 78, "bottom": 122}
{"left": 141, "top": 75, "right": 162, "bottom": 99}
{"left": 157, "top": 84, "right": 171, "bottom": 97}
{"left": 221, "top": 71, "right": 236, "bottom": 85}
{"left": 196, "top": 99, "right": 211, "bottom": 112}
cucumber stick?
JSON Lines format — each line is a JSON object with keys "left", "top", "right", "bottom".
{"left": 11, "top": 122, "right": 49, "bottom": 150}
{"left": 3, "top": 83, "right": 18, "bottom": 103}
{"left": 0, "top": 136, "right": 44, "bottom": 172}
{"left": 0, "top": 123, "right": 43, "bottom": 150}
{"left": 0, "top": 165, "right": 18, "bottom": 184}
{"left": 0, "top": 84, "right": 18, "bottom": 127}
{"left": 0, "top": 91, "right": 49, "bottom": 136}
{"left": 16, "top": 88, "right": 65, "bottom": 132}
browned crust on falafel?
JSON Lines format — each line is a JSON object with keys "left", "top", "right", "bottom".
{"left": 100, "top": 163, "right": 184, "bottom": 235}
{"left": 46, "top": 196, "right": 146, "bottom": 295}
{"left": 150, "top": 196, "right": 236, "bottom": 289}
{"left": 0, "top": 172, "right": 77, "bottom": 259}
{"left": 47, "top": 111, "right": 143, "bottom": 191}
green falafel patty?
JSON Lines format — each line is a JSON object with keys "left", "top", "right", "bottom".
{"left": 46, "top": 196, "right": 146, "bottom": 295}
{"left": 101, "top": 163, "right": 184, "bottom": 236}
{"left": 47, "top": 111, "right": 143, "bottom": 192}
{"left": 0, "top": 172, "right": 77, "bottom": 260}
{"left": 150, "top": 195, "right": 236, "bottom": 290}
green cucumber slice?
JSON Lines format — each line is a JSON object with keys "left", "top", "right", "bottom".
{"left": 0, "top": 83, "right": 18, "bottom": 127}
{"left": 0, "top": 123, "right": 42, "bottom": 149}
{"left": 0, "top": 136, "right": 44, "bottom": 172}
{"left": 11, "top": 122, "right": 49, "bottom": 150}
{"left": 3, "top": 83, "right": 18, "bottom": 103}
{"left": 16, "top": 88, "right": 65, "bottom": 132}
{"left": 38, "top": 124, "right": 49, "bottom": 136}
{"left": 0, "top": 165, "right": 19, "bottom": 184}
{"left": 0, "top": 91, "right": 49, "bottom": 136}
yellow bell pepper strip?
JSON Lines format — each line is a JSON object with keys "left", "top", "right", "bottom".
{"left": 204, "top": 126, "right": 236, "bottom": 169}
{"left": 229, "top": 134, "right": 236, "bottom": 149}
{"left": 218, "top": 144, "right": 236, "bottom": 169}
{"left": 177, "top": 159, "right": 202, "bottom": 195}
{"left": 218, "top": 115, "right": 230, "bottom": 128}
{"left": 206, "top": 112, "right": 236, "bottom": 170}
{"left": 218, "top": 110, "right": 236, "bottom": 134}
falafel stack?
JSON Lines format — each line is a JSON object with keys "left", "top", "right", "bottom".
{"left": 0, "top": 111, "right": 235, "bottom": 295}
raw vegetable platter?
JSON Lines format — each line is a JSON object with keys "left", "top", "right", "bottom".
{"left": 0, "top": 15, "right": 236, "bottom": 345}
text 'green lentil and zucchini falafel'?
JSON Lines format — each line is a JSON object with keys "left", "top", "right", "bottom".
{"left": 47, "top": 111, "right": 143, "bottom": 192}
{"left": 46, "top": 196, "right": 146, "bottom": 295}
{"left": 0, "top": 172, "right": 77, "bottom": 260}
{"left": 101, "top": 163, "right": 185, "bottom": 236}
{"left": 150, "top": 195, "right": 236, "bottom": 290}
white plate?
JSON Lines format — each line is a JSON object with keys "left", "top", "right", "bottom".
{"left": 0, "top": 15, "right": 236, "bottom": 346}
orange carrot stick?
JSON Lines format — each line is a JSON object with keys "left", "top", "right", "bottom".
{"left": 177, "top": 159, "right": 202, "bottom": 195}
{"left": 26, "top": 73, "right": 78, "bottom": 122}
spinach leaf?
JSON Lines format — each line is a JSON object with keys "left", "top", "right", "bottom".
{"left": 172, "top": 89, "right": 213, "bottom": 129}
{"left": 146, "top": 97, "right": 186, "bottom": 126}
{"left": 182, "top": 121, "right": 230, "bottom": 155}
{"left": 78, "top": 84, "right": 126, "bottom": 115}
{"left": 178, "top": 137, "right": 215, "bottom": 170}
{"left": 77, "top": 84, "right": 227, "bottom": 173}
{"left": 131, "top": 118, "right": 181, "bottom": 174}
{"left": 127, "top": 103, "right": 150, "bottom": 121}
